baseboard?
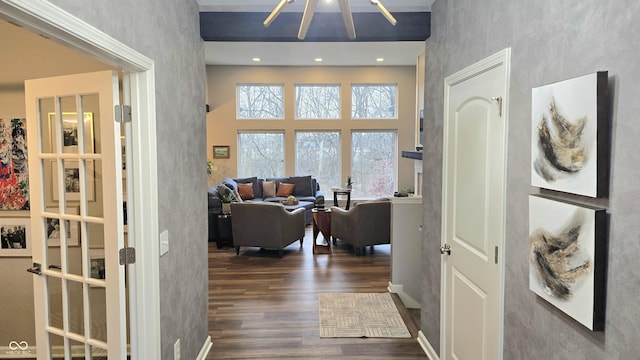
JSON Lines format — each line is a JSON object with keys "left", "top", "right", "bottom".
{"left": 417, "top": 330, "right": 439, "bottom": 360}
{"left": 196, "top": 335, "right": 213, "bottom": 360}
{"left": 387, "top": 281, "right": 421, "bottom": 309}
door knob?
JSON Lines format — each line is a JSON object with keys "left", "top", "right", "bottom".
{"left": 440, "top": 244, "right": 451, "bottom": 255}
{"left": 26, "top": 262, "right": 42, "bottom": 276}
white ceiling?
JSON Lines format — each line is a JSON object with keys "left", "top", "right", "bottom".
{"left": 199, "top": 0, "right": 431, "bottom": 66}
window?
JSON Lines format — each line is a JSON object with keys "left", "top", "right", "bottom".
{"left": 351, "top": 84, "right": 397, "bottom": 119}
{"left": 237, "top": 132, "right": 285, "bottom": 178}
{"left": 237, "top": 84, "right": 284, "bottom": 119}
{"left": 351, "top": 131, "right": 397, "bottom": 197}
{"left": 295, "top": 131, "right": 341, "bottom": 190}
{"left": 295, "top": 84, "right": 341, "bottom": 119}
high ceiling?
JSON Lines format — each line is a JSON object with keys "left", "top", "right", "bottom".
{"left": 198, "top": 0, "right": 433, "bottom": 66}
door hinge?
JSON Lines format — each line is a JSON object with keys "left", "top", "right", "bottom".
{"left": 119, "top": 247, "right": 136, "bottom": 265}
{"left": 491, "top": 96, "right": 503, "bottom": 117}
{"left": 494, "top": 246, "right": 499, "bottom": 264}
{"left": 115, "top": 105, "right": 132, "bottom": 123}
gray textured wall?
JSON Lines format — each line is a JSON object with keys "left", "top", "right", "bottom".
{"left": 48, "top": 1, "right": 208, "bottom": 359}
{"left": 422, "top": 0, "right": 640, "bottom": 358}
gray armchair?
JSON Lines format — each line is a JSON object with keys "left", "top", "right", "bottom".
{"left": 230, "top": 202, "right": 305, "bottom": 257}
{"left": 331, "top": 198, "right": 391, "bottom": 255}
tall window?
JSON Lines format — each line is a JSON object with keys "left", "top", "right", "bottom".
{"left": 351, "top": 84, "right": 397, "bottom": 119}
{"left": 296, "top": 131, "right": 340, "bottom": 190}
{"left": 295, "top": 84, "right": 341, "bottom": 119}
{"left": 351, "top": 131, "right": 397, "bottom": 197}
{"left": 237, "top": 84, "right": 284, "bottom": 119}
{"left": 237, "top": 132, "right": 285, "bottom": 178}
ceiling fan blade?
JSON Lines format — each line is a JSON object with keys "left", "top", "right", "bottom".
{"left": 338, "top": 0, "right": 356, "bottom": 40}
{"left": 298, "top": 0, "right": 319, "bottom": 40}
{"left": 370, "top": 0, "right": 397, "bottom": 26}
{"left": 264, "top": 0, "right": 295, "bottom": 27}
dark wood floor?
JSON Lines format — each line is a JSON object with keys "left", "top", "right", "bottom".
{"left": 207, "top": 226, "right": 426, "bottom": 359}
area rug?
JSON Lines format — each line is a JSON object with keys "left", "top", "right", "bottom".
{"left": 319, "top": 292, "right": 411, "bottom": 338}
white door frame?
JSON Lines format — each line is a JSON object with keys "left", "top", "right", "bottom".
{"left": 440, "top": 48, "right": 510, "bottom": 360}
{"left": 0, "top": 0, "right": 161, "bottom": 358}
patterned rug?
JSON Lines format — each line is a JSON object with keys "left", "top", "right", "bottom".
{"left": 319, "top": 292, "right": 411, "bottom": 338}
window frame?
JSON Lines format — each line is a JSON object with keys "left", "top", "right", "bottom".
{"left": 294, "top": 83, "right": 342, "bottom": 120}
{"left": 350, "top": 83, "right": 399, "bottom": 120}
{"left": 236, "top": 83, "right": 285, "bottom": 120}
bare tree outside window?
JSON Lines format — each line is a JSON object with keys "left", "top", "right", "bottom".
{"left": 237, "top": 84, "right": 284, "bottom": 119}
{"left": 296, "top": 131, "right": 341, "bottom": 190}
{"left": 351, "top": 84, "right": 397, "bottom": 119}
{"left": 295, "top": 85, "right": 341, "bottom": 119}
{"left": 238, "top": 132, "right": 285, "bottom": 178}
{"left": 351, "top": 131, "right": 397, "bottom": 197}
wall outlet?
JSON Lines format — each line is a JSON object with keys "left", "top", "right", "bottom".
{"left": 174, "top": 338, "right": 180, "bottom": 360}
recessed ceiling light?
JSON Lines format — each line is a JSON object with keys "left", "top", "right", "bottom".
{"left": 376, "top": 58, "right": 384, "bottom": 62}
{"left": 315, "top": 58, "right": 323, "bottom": 62}
{"left": 252, "top": 57, "right": 261, "bottom": 62}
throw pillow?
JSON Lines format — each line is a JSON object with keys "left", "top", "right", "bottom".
{"left": 289, "top": 175, "right": 313, "bottom": 197}
{"left": 276, "top": 182, "right": 295, "bottom": 197}
{"left": 237, "top": 183, "right": 255, "bottom": 200}
{"left": 262, "top": 180, "right": 276, "bottom": 198}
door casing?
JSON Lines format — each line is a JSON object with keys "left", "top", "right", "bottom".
{"left": 0, "top": 0, "right": 161, "bottom": 357}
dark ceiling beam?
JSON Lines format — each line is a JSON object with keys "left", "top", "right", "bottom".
{"left": 200, "top": 12, "right": 430, "bottom": 42}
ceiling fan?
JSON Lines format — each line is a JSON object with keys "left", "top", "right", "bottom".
{"left": 263, "top": 0, "right": 397, "bottom": 40}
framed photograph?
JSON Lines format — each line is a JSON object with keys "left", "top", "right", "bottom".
{"left": 45, "top": 206, "right": 80, "bottom": 247}
{"left": 531, "top": 71, "right": 609, "bottom": 197}
{"left": 0, "top": 118, "right": 29, "bottom": 210}
{"left": 48, "top": 112, "right": 94, "bottom": 153}
{"left": 0, "top": 218, "right": 31, "bottom": 257}
{"left": 529, "top": 195, "right": 606, "bottom": 331}
{"left": 213, "top": 145, "right": 230, "bottom": 159}
{"left": 89, "top": 248, "right": 106, "bottom": 279}
{"left": 51, "top": 160, "right": 95, "bottom": 202}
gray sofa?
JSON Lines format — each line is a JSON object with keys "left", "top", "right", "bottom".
{"left": 208, "top": 175, "right": 324, "bottom": 244}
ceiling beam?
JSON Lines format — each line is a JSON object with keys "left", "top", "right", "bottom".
{"left": 200, "top": 11, "right": 430, "bottom": 42}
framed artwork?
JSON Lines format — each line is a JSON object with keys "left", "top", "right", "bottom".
{"left": 51, "top": 160, "right": 95, "bottom": 202}
{"left": 89, "top": 248, "right": 106, "bottom": 279}
{"left": 48, "top": 112, "right": 94, "bottom": 153}
{"left": 531, "top": 71, "right": 609, "bottom": 197}
{"left": 45, "top": 206, "right": 80, "bottom": 247}
{"left": 529, "top": 195, "right": 606, "bottom": 331}
{"left": 213, "top": 145, "right": 230, "bottom": 159}
{"left": 0, "top": 118, "right": 29, "bottom": 210}
{"left": 0, "top": 218, "right": 31, "bottom": 257}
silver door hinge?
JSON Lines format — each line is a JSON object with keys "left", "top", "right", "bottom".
{"left": 115, "top": 105, "right": 132, "bottom": 123}
{"left": 491, "top": 96, "right": 503, "bottom": 117}
{"left": 119, "top": 247, "right": 136, "bottom": 265}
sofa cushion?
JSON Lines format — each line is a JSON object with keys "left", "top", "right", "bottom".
{"left": 262, "top": 180, "right": 276, "bottom": 198}
{"left": 276, "top": 182, "right": 295, "bottom": 197}
{"left": 234, "top": 176, "right": 262, "bottom": 199}
{"left": 237, "top": 183, "right": 255, "bottom": 200}
{"left": 289, "top": 175, "right": 313, "bottom": 197}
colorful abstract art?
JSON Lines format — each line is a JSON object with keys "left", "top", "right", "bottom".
{"left": 529, "top": 195, "right": 606, "bottom": 331}
{"left": 0, "top": 118, "right": 29, "bottom": 210}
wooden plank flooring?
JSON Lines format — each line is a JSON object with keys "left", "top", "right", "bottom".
{"left": 208, "top": 226, "right": 426, "bottom": 359}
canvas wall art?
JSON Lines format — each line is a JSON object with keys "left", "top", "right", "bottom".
{"left": 0, "top": 118, "right": 29, "bottom": 210}
{"left": 529, "top": 195, "right": 606, "bottom": 331}
{"left": 531, "top": 72, "right": 608, "bottom": 197}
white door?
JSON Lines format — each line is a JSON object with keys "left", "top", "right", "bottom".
{"left": 441, "top": 49, "right": 510, "bottom": 360}
{"left": 25, "top": 70, "right": 127, "bottom": 359}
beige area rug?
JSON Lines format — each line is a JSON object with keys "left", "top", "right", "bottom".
{"left": 319, "top": 292, "right": 411, "bottom": 338}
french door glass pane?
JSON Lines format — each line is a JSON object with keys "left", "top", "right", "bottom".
{"left": 67, "top": 280, "right": 85, "bottom": 336}
{"left": 295, "top": 131, "right": 340, "bottom": 189}
{"left": 238, "top": 132, "right": 284, "bottom": 178}
{"left": 351, "top": 131, "right": 397, "bottom": 197}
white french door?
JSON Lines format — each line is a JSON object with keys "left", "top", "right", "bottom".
{"left": 25, "top": 70, "right": 127, "bottom": 358}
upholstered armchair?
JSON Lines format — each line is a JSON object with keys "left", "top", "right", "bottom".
{"left": 330, "top": 198, "right": 391, "bottom": 255}
{"left": 230, "top": 202, "right": 305, "bottom": 257}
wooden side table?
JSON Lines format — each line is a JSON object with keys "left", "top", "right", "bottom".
{"left": 312, "top": 208, "right": 332, "bottom": 254}
{"left": 332, "top": 188, "right": 351, "bottom": 210}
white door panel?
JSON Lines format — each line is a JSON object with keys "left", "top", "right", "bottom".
{"left": 442, "top": 49, "right": 510, "bottom": 360}
{"left": 25, "top": 70, "right": 126, "bottom": 359}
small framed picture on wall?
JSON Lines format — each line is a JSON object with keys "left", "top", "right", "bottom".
{"left": 0, "top": 218, "right": 31, "bottom": 257}
{"left": 213, "top": 145, "right": 230, "bottom": 159}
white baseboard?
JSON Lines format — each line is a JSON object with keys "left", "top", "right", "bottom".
{"left": 387, "top": 281, "right": 421, "bottom": 309}
{"left": 417, "top": 330, "right": 439, "bottom": 360}
{"left": 196, "top": 335, "right": 213, "bottom": 360}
